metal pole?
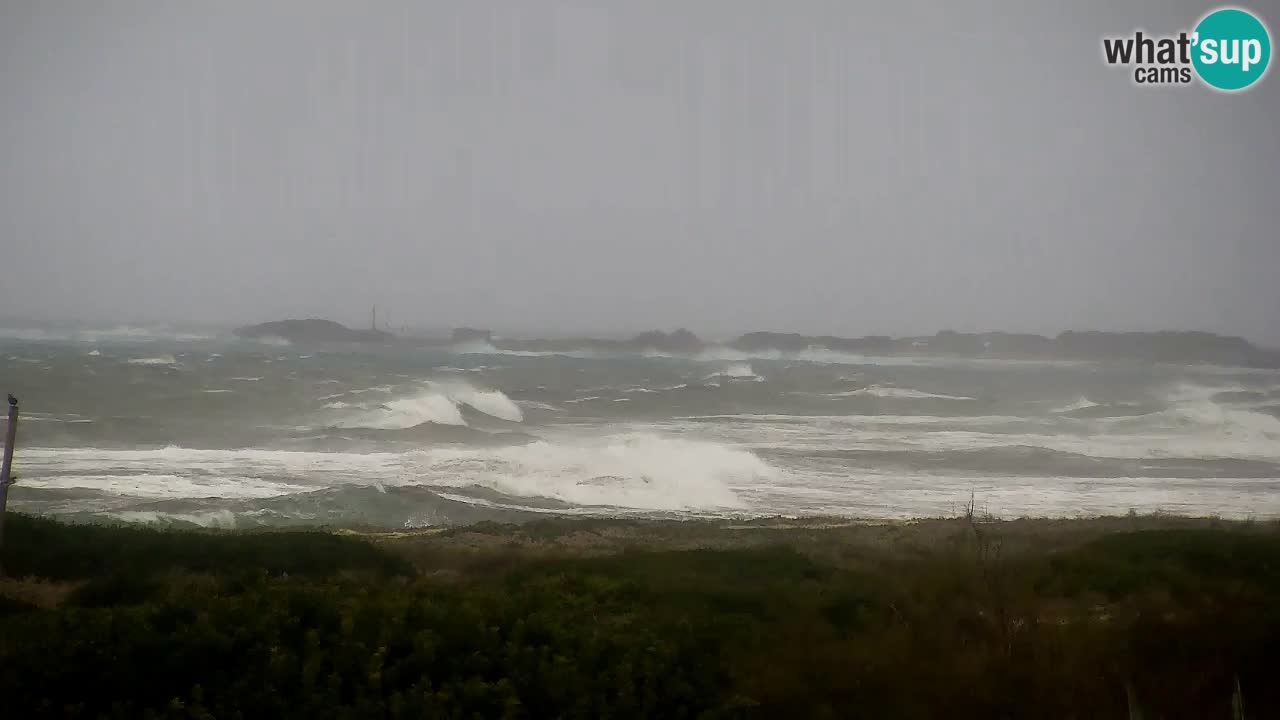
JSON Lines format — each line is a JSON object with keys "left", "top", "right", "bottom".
{"left": 0, "top": 396, "right": 18, "bottom": 576}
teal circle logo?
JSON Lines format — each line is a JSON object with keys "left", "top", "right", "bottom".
{"left": 1192, "top": 8, "right": 1271, "bottom": 91}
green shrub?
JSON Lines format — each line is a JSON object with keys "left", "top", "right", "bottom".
{"left": 2, "top": 515, "right": 1279, "bottom": 718}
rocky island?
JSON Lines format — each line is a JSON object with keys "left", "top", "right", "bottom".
{"left": 234, "top": 319, "right": 394, "bottom": 345}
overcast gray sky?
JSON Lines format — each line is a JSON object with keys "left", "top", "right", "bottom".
{"left": 1, "top": 1, "right": 1277, "bottom": 342}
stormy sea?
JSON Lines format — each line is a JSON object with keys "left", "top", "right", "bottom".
{"left": 5, "top": 327, "right": 1280, "bottom": 528}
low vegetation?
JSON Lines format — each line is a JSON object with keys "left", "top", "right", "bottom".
{"left": 2, "top": 512, "right": 1278, "bottom": 718}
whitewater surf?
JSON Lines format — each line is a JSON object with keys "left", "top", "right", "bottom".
{"left": 4, "top": 331, "right": 1280, "bottom": 527}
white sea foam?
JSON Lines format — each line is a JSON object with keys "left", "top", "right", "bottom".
{"left": 1051, "top": 396, "right": 1100, "bottom": 413}
{"left": 1166, "top": 382, "right": 1251, "bottom": 403}
{"left": 109, "top": 510, "right": 239, "bottom": 528}
{"left": 449, "top": 340, "right": 505, "bottom": 355}
{"left": 833, "top": 385, "right": 974, "bottom": 401}
{"left": 1164, "top": 395, "right": 1280, "bottom": 444}
{"left": 722, "top": 362, "right": 762, "bottom": 380}
{"left": 17, "top": 435, "right": 763, "bottom": 513}
{"left": 449, "top": 340, "right": 593, "bottom": 358}
{"left": 24, "top": 413, "right": 94, "bottom": 424}
{"left": 693, "top": 346, "right": 876, "bottom": 366}
{"left": 700, "top": 362, "right": 760, "bottom": 380}
{"left": 674, "top": 413, "right": 1029, "bottom": 429}
{"left": 518, "top": 400, "right": 565, "bottom": 412}
{"left": 20, "top": 472, "right": 309, "bottom": 500}
{"left": 672, "top": 394, "right": 1280, "bottom": 461}
{"left": 404, "top": 433, "right": 761, "bottom": 511}
{"left": 128, "top": 354, "right": 178, "bottom": 366}
{"left": 17, "top": 447, "right": 400, "bottom": 494}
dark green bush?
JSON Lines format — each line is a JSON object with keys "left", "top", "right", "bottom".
{"left": 2, "top": 513, "right": 413, "bottom": 581}
{"left": 2, "top": 515, "right": 1279, "bottom": 718}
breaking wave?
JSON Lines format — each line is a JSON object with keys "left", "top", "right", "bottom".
{"left": 723, "top": 362, "right": 760, "bottom": 380}
{"left": 109, "top": 509, "right": 239, "bottom": 528}
{"left": 336, "top": 381, "right": 523, "bottom": 429}
{"left": 703, "top": 362, "right": 763, "bottom": 382}
{"left": 403, "top": 433, "right": 763, "bottom": 511}
{"left": 440, "top": 381, "right": 524, "bottom": 422}
{"left": 18, "top": 434, "right": 770, "bottom": 514}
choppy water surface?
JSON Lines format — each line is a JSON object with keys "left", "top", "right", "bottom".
{"left": 5, "top": 330, "right": 1280, "bottom": 527}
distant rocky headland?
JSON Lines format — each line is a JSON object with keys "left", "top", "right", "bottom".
{"left": 488, "top": 328, "right": 1276, "bottom": 367}
{"left": 233, "top": 319, "right": 394, "bottom": 345}
{"left": 233, "top": 319, "right": 1279, "bottom": 368}
{"left": 499, "top": 328, "right": 1280, "bottom": 368}
{"left": 722, "top": 329, "right": 1278, "bottom": 367}
{"left": 497, "top": 328, "right": 706, "bottom": 355}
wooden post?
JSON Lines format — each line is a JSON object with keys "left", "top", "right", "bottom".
{"left": 0, "top": 396, "right": 18, "bottom": 576}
